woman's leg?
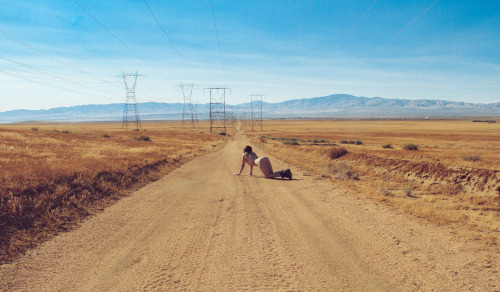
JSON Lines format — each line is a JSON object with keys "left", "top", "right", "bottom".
{"left": 259, "top": 157, "right": 282, "bottom": 178}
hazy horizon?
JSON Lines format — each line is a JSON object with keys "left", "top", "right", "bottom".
{"left": 3, "top": 93, "right": 500, "bottom": 113}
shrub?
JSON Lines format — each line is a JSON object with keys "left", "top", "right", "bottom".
{"left": 133, "top": 128, "right": 141, "bottom": 131}
{"left": 379, "top": 173, "right": 396, "bottom": 196}
{"left": 327, "top": 146, "right": 347, "bottom": 159}
{"left": 134, "top": 135, "right": 151, "bottom": 142}
{"left": 382, "top": 143, "right": 392, "bottom": 149}
{"left": 340, "top": 140, "right": 348, "bottom": 144}
{"left": 355, "top": 140, "right": 363, "bottom": 145}
{"left": 324, "top": 162, "right": 359, "bottom": 180}
{"left": 102, "top": 133, "right": 111, "bottom": 138}
{"left": 31, "top": 127, "right": 38, "bottom": 131}
{"left": 312, "top": 139, "right": 329, "bottom": 144}
{"left": 61, "top": 130, "right": 71, "bottom": 134}
{"left": 403, "top": 143, "right": 418, "bottom": 150}
{"left": 379, "top": 180, "right": 392, "bottom": 196}
{"left": 283, "top": 139, "right": 299, "bottom": 145}
{"left": 401, "top": 174, "right": 415, "bottom": 197}
{"left": 462, "top": 154, "right": 481, "bottom": 162}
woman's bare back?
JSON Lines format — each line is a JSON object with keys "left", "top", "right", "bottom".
{"left": 243, "top": 152, "right": 259, "bottom": 166}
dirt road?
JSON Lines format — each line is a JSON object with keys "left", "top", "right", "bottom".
{"left": 1, "top": 131, "right": 498, "bottom": 291}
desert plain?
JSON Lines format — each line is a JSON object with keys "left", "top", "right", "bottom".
{"left": 0, "top": 118, "right": 498, "bottom": 290}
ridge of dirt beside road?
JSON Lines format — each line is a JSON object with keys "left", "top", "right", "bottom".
{"left": 0, "top": 130, "right": 498, "bottom": 291}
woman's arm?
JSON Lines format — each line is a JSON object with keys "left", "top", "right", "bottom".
{"left": 235, "top": 156, "right": 246, "bottom": 175}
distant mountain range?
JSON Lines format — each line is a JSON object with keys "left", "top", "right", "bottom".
{"left": 1, "top": 94, "right": 498, "bottom": 123}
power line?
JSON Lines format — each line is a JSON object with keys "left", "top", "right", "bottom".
{"left": 0, "top": 29, "right": 122, "bottom": 87}
{"left": 209, "top": 0, "right": 227, "bottom": 81}
{"left": 0, "top": 53, "right": 119, "bottom": 99}
{"left": 0, "top": 69, "right": 122, "bottom": 102}
{"left": 72, "top": 0, "right": 177, "bottom": 85}
{"left": 143, "top": 0, "right": 200, "bottom": 82}
{"left": 0, "top": 28, "right": 176, "bottom": 104}
{"left": 366, "top": 0, "right": 440, "bottom": 59}
{"left": 295, "top": 0, "right": 315, "bottom": 45}
{"left": 331, "top": 0, "right": 377, "bottom": 55}
{"left": 286, "top": 0, "right": 315, "bottom": 61}
{"left": 1, "top": 19, "right": 180, "bottom": 105}
{"left": 2, "top": 17, "right": 182, "bottom": 106}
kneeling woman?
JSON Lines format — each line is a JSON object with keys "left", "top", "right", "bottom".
{"left": 234, "top": 145, "right": 292, "bottom": 179}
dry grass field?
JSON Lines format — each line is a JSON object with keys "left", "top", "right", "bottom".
{"left": 245, "top": 119, "right": 499, "bottom": 244}
{"left": 0, "top": 121, "right": 228, "bottom": 263}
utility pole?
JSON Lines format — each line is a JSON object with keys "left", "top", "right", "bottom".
{"left": 206, "top": 87, "right": 229, "bottom": 133}
{"left": 119, "top": 71, "right": 142, "bottom": 130}
{"left": 180, "top": 83, "right": 198, "bottom": 127}
{"left": 249, "top": 95, "right": 263, "bottom": 131}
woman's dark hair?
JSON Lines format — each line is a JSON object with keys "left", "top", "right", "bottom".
{"left": 244, "top": 145, "right": 252, "bottom": 153}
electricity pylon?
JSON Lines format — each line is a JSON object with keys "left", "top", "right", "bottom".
{"left": 206, "top": 87, "right": 229, "bottom": 133}
{"left": 180, "top": 83, "right": 198, "bottom": 127}
{"left": 119, "top": 71, "right": 142, "bottom": 130}
{"left": 249, "top": 95, "right": 263, "bottom": 131}
{"left": 226, "top": 105, "right": 236, "bottom": 126}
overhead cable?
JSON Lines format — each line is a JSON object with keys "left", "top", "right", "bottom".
{"left": 367, "top": 0, "right": 440, "bottom": 58}
{"left": 72, "top": 0, "right": 176, "bottom": 85}
{"left": 332, "top": 0, "right": 377, "bottom": 54}
{"left": 0, "top": 30, "right": 121, "bottom": 87}
{"left": 143, "top": 0, "right": 200, "bottom": 82}
{"left": 0, "top": 69, "right": 122, "bottom": 102}
{"left": 209, "top": 0, "right": 227, "bottom": 81}
{"left": 285, "top": 0, "right": 314, "bottom": 62}
{"left": 0, "top": 53, "right": 118, "bottom": 98}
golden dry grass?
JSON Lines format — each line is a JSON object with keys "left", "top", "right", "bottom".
{"left": 0, "top": 121, "right": 229, "bottom": 264}
{"left": 245, "top": 119, "right": 500, "bottom": 244}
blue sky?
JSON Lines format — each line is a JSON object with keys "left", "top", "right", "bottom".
{"left": 0, "top": 0, "right": 499, "bottom": 111}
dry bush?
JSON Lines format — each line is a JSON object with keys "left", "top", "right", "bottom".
{"left": 401, "top": 174, "right": 415, "bottom": 197}
{"left": 283, "top": 139, "right": 299, "bottom": 145}
{"left": 462, "top": 154, "right": 482, "bottom": 162}
{"left": 324, "top": 162, "right": 359, "bottom": 180}
{"left": 403, "top": 143, "right": 419, "bottom": 150}
{"left": 134, "top": 135, "right": 151, "bottom": 142}
{"left": 378, "top": 172, "right": 398, "bottom": 196}
{"left": 327, "top": 147, "right": 347, "bottom": 159}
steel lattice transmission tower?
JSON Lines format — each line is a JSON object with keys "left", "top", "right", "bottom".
{"left": 119, "top": 71, "right": 143, "bottom": 130}
{"left": 206, "top": 87, "right": 229, "bottom": 133}
{"left": 180, "top": 83, "right": 198, "bottom": 127}
{"left": 249, "top": 95, "right": 263, "bottom": 131}
{"left": 225, "top": 105, "right": 236, "bottom": 126}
